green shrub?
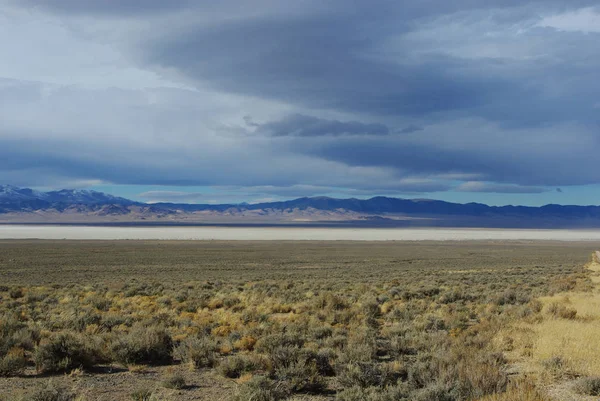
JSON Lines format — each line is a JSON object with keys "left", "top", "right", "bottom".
{"left": 218, "top": 354, "right": 267, "bottom": 378}
{"left": 111, "top": 325, "right": 173, "bottom": 365}
{"left": 88, "top": 295, "right": 112, "bottom": 312}
{"left": 337, "top": 362, "right": 386, "bottom": 388}
{"left": 233, "top": 376, "right": 290, "bottom": 401}
{"left": 273, "top": 360, "right": 326, "bottom": 393}
{"left": 336, "top": 386, "right": 373, "bottom": 401}
{"left": 414, "top": 383, "right": 455, "bottom": 401}
{"left": 173, "top": 336, "right": 216, "bottom": 368}
{"left": 255, "top": 333, "right": 305, "bottom": 354}
{"left": 34, "top": 333, "right": 97, "bottom": 373}
{"left": 269, "top": 346, "right": 302, "bottom": 370}
{"left": 0, "top": 347, "right": 28, "bottom": 376}
{"left": 10, "top": 326, "right": 41, "bottom": 351}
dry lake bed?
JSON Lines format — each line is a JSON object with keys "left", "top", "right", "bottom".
{"left": 2, "top": 224, "right": 600, "bottom": 241}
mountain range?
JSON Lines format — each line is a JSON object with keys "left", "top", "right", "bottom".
{"left": 2, "top": 185, "right": 600, "bottom": 228}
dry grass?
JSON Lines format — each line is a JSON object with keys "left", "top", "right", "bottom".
{"left": 492, "top": 251, "right": 600, "bottom": 401}
{"left": 533, "top": 258, "right": 600, "bottom": 376}
{"left": 477, "top": 379, "right": 546, "bottom": 401}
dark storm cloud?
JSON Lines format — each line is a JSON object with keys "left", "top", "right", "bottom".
{"left": 142, "top": 1, "right": 600, "bottom": 127}
{"left": 264, "top": 114, "right": 600, "bottom": 188}
{"left": 2, "top": 0, "right": 600, "bottom": 197}
{"left": 255, "top": 114, "right": 389, "bottom": 137}
{"left": 145, "top": 16, "right": 485, "bottom": 117}
{"left": 13, "top": 0, "right": 192, "bottom": 16}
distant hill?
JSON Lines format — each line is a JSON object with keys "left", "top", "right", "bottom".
{"left": 0, "top": 185, "right": 139, "bottom": 213}
{"left": 152, "top": 196, "right": 600, "bottom": 220}
{"left": 2, "top": 185, "right": 600, "bottom": 228}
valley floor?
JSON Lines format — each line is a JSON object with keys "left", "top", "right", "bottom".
{"left": 0, "top": 240, "right": 597, "bottom": 400}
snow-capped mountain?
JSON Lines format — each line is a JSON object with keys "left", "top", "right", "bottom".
{"left": 43, "top": 189, "right": 136, "bottom": 205}
{"left": 0, "top": 185, "right": 138, "bottom": 210}
{"left": 3, "top": 185, "right": 600, "bottom": 228}
{"left": 0, "top": 185, "right": 48, "bottom": 201}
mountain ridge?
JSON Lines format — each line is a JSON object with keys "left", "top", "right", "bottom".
{"left": 2, "top": 185, "right": 600, "bottom": 228}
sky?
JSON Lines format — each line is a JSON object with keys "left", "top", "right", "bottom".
{"left": 1, "top": 1, "right": 599, "bottom": 206}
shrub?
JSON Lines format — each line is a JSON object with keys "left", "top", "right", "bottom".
{"left": 310, "top": 326, "right": 333, "bottom": 340}
{"left": 315, "top": 348, "right": 336, "bottom": 376}
{"left": 337, "top": 362, "right": 389, "bottom": 388}
{"left": 269, "top": 346, "right": 302, "bottom": 371}
{"left": 162, "top": 371, "right": 186, "bottom": 389}
{"left": 234, "top": 335, "right": 257, "bottom": 351}
{"left": 273, "top": 360, "right": 326, "bottom": 393}
{"left": 173, "top": 336, "right": 217, "bottom": 368}
{"left": 10, "top": 326, "right": 41, "bottom": 351}
{"left": 218, "top": 354, "right": 267, "bottom": 378}
{"left": 233, "top": 376, "right": 290, "bottom": 401}
{"left": 336, "top": 385, "right": 411, "bottom": 401}
{"left": 0, "top": 347, "right": 28, "bottom": 376}
{"left": 34, "top": 333, "right": 97, "bottom": 373}
{"left": 493, "top": 290, "right": 529, "bottom": 306}
{"left": 336, "top": 387, "right": 372, "bottom": 401}
{"left": 414, "top": 383, "right": 455, "bottom": 401}
{"left": 546, "top": 303, "right": 577, "bottom": 319}
{"left": 9, "top": 288, "right": 24, "bottom": 299}
{"left": 112, "top": 325, "right": 173, "bottom": 365}
{"left": 88, "top": 295, "right": 112, "bottom": 312}
{"left": 574, "top": 376, "right": 600, "bottom": 396}
{"left": 255, "top": 333, "right": 305, "bottom": 354}
{"left": 541, "top": 355, "right": 565, "bottom": 376}
{"left": 337, "top": 343, "right": 376, "bottom": 365}
{"left": 130, "top": 389, "right": 153, "bottom": 401}
{"left": 29, "top": 381, "right": 74, "bottom": 401}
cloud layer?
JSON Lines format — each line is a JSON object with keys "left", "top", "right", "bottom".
{"left": 1, "top": 1, "right": 599, "bottom": 202}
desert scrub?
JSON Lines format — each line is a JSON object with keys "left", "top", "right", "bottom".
{"left": 218, "top": 354, "right": 269, "bottom": 378}
{"left": 336, "top": 362, "right": 399, "bottom": 388}
{"left": 234, "top": 375, "right": 291, "bottom": 401}
{"left": 34, "top": 333, "right": 99, "bottom": 373}
{"left": 9, "top": 287, "right": 24, "bottom": 299}
{"left": 335, "top": 383, "right": 411, "bottom": 401}
{"left": 130, "top": 389, "right": 154, "bottom": 401}
{"left": 272, "top": 359, "right": 326, "bottom": 393}
{"left": 0, "top": 347, "right": 28, "bottom": 376}
{"left": 161, "top": 370, "right": 186, "bottom": 389}
{"left": 0, "top": 241, "right": 594, "bottom": 400}
{"left": 173, "top": 336, "right": 217, "bottom": 368}
{"left": 27, "top": 380, "right": 75, "bottom": 401}
{"left": 0, "top": 315, "right": 32, "bottom": 376}
{"left": 111, "top": 324, "right": 173, "bottom": 366}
